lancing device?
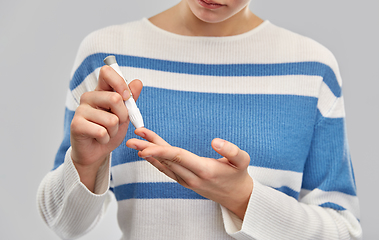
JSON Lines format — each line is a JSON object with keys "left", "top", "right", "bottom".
{"left": 103, "top": 55, "right": 144, "bottom": 129}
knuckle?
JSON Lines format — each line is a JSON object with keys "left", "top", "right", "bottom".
{"left": 80, "top": 92, "right": 91, "bottom": 104}
{"left": 171, "top": 149, "right": 183, "bottom": 164}
{"left": 102, "top": 66, "right": 125, "bottom": 87}
{"left": 95, "top": 127, "right": 108, "bottom": 139}
{"left": 106, "top": 114, "right": 119, "bottom": 127}
{"left": 186, "top": 178, "right": 200, "bottom": 189}
{"left": 72, "top": 106, "right": 89, "bottom": 124}
{"left": 108, "top": 92, "right": 123, "bottom": 105}
{"left": 70, "top": 117, "right": 81, "bottom": 134}
{"left": 100, "top": 65, "right": 113, "bottom": 77}
{"left": 119, "top": 113, "right": 129, "bottom": 124}
{"left": 228, "top": 145, "right": 240, "bottom": 158}
{"left": 70, "top": 112, "right": 86, "bottom": 130}
{"left": 171, "top": 155, "right": 182, "bottom": 164}
{"left": 199, "top": 168, "right": 214, "bottom": 181}
{"left": 75, "top": 105, "right": 85, "bottom": 115}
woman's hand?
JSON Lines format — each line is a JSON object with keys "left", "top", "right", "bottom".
{"left": 126, "top": 128, "right": 253, "bottom": 219}
{"left": 70, "top": 65, "right": 143, "bottom": 192}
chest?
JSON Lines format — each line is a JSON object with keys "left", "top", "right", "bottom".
{"left": 113, "top": 87, "right": 318, "bottom": 173}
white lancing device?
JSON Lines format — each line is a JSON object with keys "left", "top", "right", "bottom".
{"left": 103, "top": 55, "right": 144, "bottom": 129}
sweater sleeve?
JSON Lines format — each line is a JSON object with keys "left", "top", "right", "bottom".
{"left": 37, "top": 148, "right": 112, "bottom": 239}
{"left": 37, "top": 31, "right": 113, "bottom": 239}
{"left": 221, "top": 56, "right": 362, "bottom": 239}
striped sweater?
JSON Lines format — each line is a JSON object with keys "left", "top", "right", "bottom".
{"left": 37, "top": 19, "right": 362, "bottom": 239}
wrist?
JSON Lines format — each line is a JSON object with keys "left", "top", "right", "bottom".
{"left": 224, "top": 176, "right": 254, "bottom": 220}
{"left": 71, "top": 155, "right": 108, "bottom": 193}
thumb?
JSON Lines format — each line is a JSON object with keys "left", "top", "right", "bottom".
{"left": 211, "top": 138, "right": 250, "bottom": 169}
{"left": 129, "top": 79, "right": 143, "bottom": 101}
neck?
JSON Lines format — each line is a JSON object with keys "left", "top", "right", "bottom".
{"left": 149, "top": 2, "right": 263, "bottom": 37}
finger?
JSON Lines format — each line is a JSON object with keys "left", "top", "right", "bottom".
{"left": 76, "top": 104, "right": 121, "bottom": 139}
{"left": 134, "top": 128, "right": 170, "bottom": 146}
{"left": 211, "top": 138, "right": 250, "bottom": 169}
{"left": 128, "top": 79, "right": 143, "bottom": 101}
{"left": 143, "top": 156, "right": 180, "bottom": 182}
{"left": 126, "top": 138, "right": 157, "bottom": 151}
{"left": 96, "top": 65, "right": 130, "bottom": 100}
{"left": 138, "top": 146, "right": 206, "bottom": 178}
{"left": 71, "top": 115, "right": 110, "bottom": 144}
{"left": 140, "top": 150, "right": 198, "bottom": 188}
{"left": 80, "top": 91, "right": 128, "bottom": 123}
{"left": 158, "top": 159, "right": 198, "bottom": 188}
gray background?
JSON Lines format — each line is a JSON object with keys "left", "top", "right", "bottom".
{"left": 0, "top": 0, "right": 378, "bottom": 239}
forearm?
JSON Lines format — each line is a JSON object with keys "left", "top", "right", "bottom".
{"left": 37, "top": 147, "right": 111, "bottom": 239}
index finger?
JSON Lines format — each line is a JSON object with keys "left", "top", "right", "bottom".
{"left": 139, "top": 146, "right": 205, "bottom": 173}
{"left": 134, "top": 128, "right": 171, "bottom": 146}
{"left": 96, "top": 65, "right": 130, "bottom": 100}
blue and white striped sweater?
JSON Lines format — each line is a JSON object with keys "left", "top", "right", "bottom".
{"left": 44, "top": 19, "right": 361, "bottom": 239}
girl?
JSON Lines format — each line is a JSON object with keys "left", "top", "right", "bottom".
{"left": 38, "top": 0, "right": 362, "bottom": 239}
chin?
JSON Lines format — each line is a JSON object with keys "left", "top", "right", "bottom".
{"left": 193, "top": 10, "right": 230, "bottom": 24}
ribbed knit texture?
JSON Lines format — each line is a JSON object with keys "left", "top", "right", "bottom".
{"left": 37, "top": 19, "right": 362, "bottom": 239}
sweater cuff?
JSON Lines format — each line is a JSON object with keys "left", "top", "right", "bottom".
{"left": 50, "top": 148, "right": 112, "bottom": 238}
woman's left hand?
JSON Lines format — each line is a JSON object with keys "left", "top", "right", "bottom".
{"left": 126, "top": 128, "right": 253, "bottom": 219}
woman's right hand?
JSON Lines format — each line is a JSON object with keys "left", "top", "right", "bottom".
{"left": 70, "top": 65, "right": 143, "bottom": 192}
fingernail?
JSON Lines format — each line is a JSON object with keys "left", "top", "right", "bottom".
{"left": 213, "top": 139, "right": 225, "bottom": 150}
{"left": 122, "top": 89, "right": 130, "bottom": 100}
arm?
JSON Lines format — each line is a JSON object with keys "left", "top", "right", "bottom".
{"left": 126, "top": 126, "right": 362, "bottom": 240}
{"left": 127, "top": 128, "right": 253, "bottom": 219}
{"left": 37, "top": 148, "right": 112, "bottom": 239}
{"left": 37, "top": 62, "right": 143, "bottom": 238}
{"left": 223, "top": 92, "right": 361, "bottom": 239}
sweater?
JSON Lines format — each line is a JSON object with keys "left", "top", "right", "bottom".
{"left": 37, "top": 18, "right": 362, "bottom": 240}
